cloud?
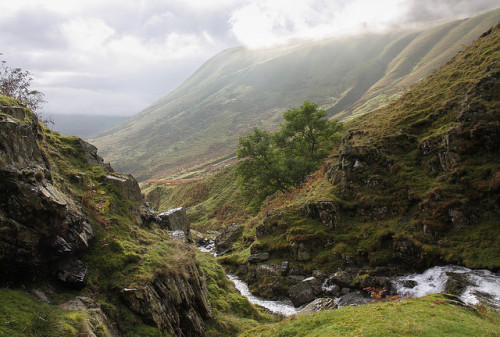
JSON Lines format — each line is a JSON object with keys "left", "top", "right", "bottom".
{"left": 229, "top": 0, "right": 410, "bottom": 48}
{"left": 229, "top": 0, "right": 500, "bottom": 48}
{"left": 1, "top": 0, "right": 498, "bottom": 117}
{"left": 61, "top": 17, "right": 115, "bottom": 52}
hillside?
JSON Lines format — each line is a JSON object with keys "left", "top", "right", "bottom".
{"left": 0, "top": 96, "right": 273, "bottom": 337}
{"left": 146, "top": 21, "right": 500, "bottom": 313}
{"left": 90, "top": 8, "right": 500, "bottom": 181}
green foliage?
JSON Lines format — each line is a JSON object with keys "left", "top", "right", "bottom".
{"left": 237, "top": 101, "right": 342, "bottom": 209}
{"left": 239, "top": 294, "right": 500, "bottom": 337}
{"left": 0, "top": 57, "right": 46, "bottom": 118}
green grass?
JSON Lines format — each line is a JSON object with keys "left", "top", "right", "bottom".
{"left": 143, "top": 165, "right": 252, "bottom": 232}
{"left": 239, "top": 294, "right": 500, "bottom": 337}
{"left": 0, "top": 288, "right": 85, "bottom": 337}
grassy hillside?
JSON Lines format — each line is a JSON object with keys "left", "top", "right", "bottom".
{"left": 148, "top": 22, "right": 500, "bottom": 276}
{"left": 90, "top": 9, "right": 500, "bottom": 181}
{"left": 0, "top": 97, "right": 274, "bottom": 337}
{"left": 239, "top": 294, "right": 500, "bottom": 337}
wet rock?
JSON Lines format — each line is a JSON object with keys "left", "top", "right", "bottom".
{"left": 322, "top": 283, "right": 341, "bottom": 297}
{"left": 168, "top": 230, "right": 188, "bottom": 242}
{"left": 289, "top": 280, "right": 316, "bottom": 307}
{"left": 190, "top": 230, "right": 208, "bottom": 245}
{"left": 400, "top": 279, "right": 418, "bottom": 288}
{"left": 444, "top": 272, "right": 473, "bottom": 295}
{"left": 299, "top": 298, "right": 338, "bottom": 315}
{"left": 323, "top": 271, "right": 354, "bottom": 289}
{"left": 214, "top": 223, "right": 243, "bottom": 255}
{"left": 303, "top": 277, "right": 323, "bottom": 296}
{"left": 248, "top": 252, "right": 269, "bottom": 263}
{"left": 160, "top": 207, "right": 191, "bottom": 241}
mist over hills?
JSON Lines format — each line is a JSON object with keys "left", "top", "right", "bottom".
{"left": 47, "top": 114, "right": 127, "bottom": 138}
{"left": 89, "top": 8, "right": 500, "bottom": 181}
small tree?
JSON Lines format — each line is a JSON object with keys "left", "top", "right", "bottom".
{"left": 0, "top": 57, "right": 46, "bottom": 118}
{"left": 237, "top": 101, "right": 343, "bottom": 209}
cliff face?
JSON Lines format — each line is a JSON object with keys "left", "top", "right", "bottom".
{"left": 122, "top": 264, "right": 212, "bottom": 337}
{"left": 0, "top": 104, "right": 95, "bottom": 286}
{"left": 0, "top": 98, "right": 213, "bottom": 336}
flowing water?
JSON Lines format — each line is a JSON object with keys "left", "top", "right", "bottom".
{"left": 226, "top": 274, "right": 300, "bottom": 316}
{"left": 392, "top": 265, "right": 500, "bottom": 310}
{"left": 198, "top": 239, "right": 500, "bottom": 314}
{"left": 197, "top": 241, "right": 299, "bottom": 316}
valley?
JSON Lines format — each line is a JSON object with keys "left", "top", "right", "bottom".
{"left": 1, "top": 7, "right": 499, "bottom": 337}
{"left": 90, "top": 8, "right": 500, "bottom": 181}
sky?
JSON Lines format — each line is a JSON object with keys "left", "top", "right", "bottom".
{"left": 1, "top": 0, "right": 498, "bottom": 117}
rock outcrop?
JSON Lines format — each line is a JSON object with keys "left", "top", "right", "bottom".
{"left": 121, "top": 260, "right": 212, "bottom": 337}
{"left": 0, "top": 106, "right": 94, "bottom": 286}
{"left": 160, "top": 207, "right": 192, "bottom": 241}
{"left": 215, "top": 223, "right": 243, "bottom": 255}
{"left": 0, "top": 102, "right": 215, "bottom": 336}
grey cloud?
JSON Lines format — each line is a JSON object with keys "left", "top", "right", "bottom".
{"left": 0, "top": 8, "right": 66, "bottom": 50}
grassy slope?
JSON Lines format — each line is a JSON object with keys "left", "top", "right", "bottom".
{"left": 0, "top": 101, "right": 272, "bottom": 336}
{"left": 90, "top": 9, "right": 500, "bottom": 181}
{"left": 0, "top": 289, "right": 85, "bottom": 337}
{"left": 239, "top": 294, "right": 500, "bottom": 337}
{"left": 342, "top": 9, "right": 500, "bottom": 120}
{"left": 142, "top": 165, "right": 251, "bottom": 232}
{"left": 148, "top": 22, "right": 500, "bottom": 277}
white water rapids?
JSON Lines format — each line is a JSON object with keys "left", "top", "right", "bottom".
{"left": 392, "top": 265, "right": 500, "bottom": 310}
{"left": 198, "top": 242, "right": 299, "bottom": 316}
{"left": 198, "top": 241, "right": 500, "bottom": 315}
{"left": 227, "top": 274, "right": 300, "bottom": 316}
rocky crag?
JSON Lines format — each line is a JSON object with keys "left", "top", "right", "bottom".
{"left": 0, "top": 97, "right": 214, "bottom": 336}
{"left": 167, "top": 24, "right": 500, "bottom": 311}
{"left": 239, "top": 24, "right": 500, "bottom": 305}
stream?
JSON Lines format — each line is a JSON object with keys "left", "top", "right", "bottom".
{"left": 227, "top": 274, "right": 300, "bottom": 316}
{"left": 197, "top": 242, "right": 500, "bottom": 315}
{"left": 392, "top": 265, "right": 500, "bottom": 310}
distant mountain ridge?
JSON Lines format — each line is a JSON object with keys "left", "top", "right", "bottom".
{"left": 48, "top": 113, "right": 127, "bottom": 138}
{"left": 90, "top": 8, "right": 500, "bottom": 181}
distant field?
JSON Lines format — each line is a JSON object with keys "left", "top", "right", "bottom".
{"left": 47, "top": 113, "right": 127, "bottom": 139}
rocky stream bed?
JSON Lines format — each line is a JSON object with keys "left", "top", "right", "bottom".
{"left": 197, "top": 239, "right": 500, "bottom": 316}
